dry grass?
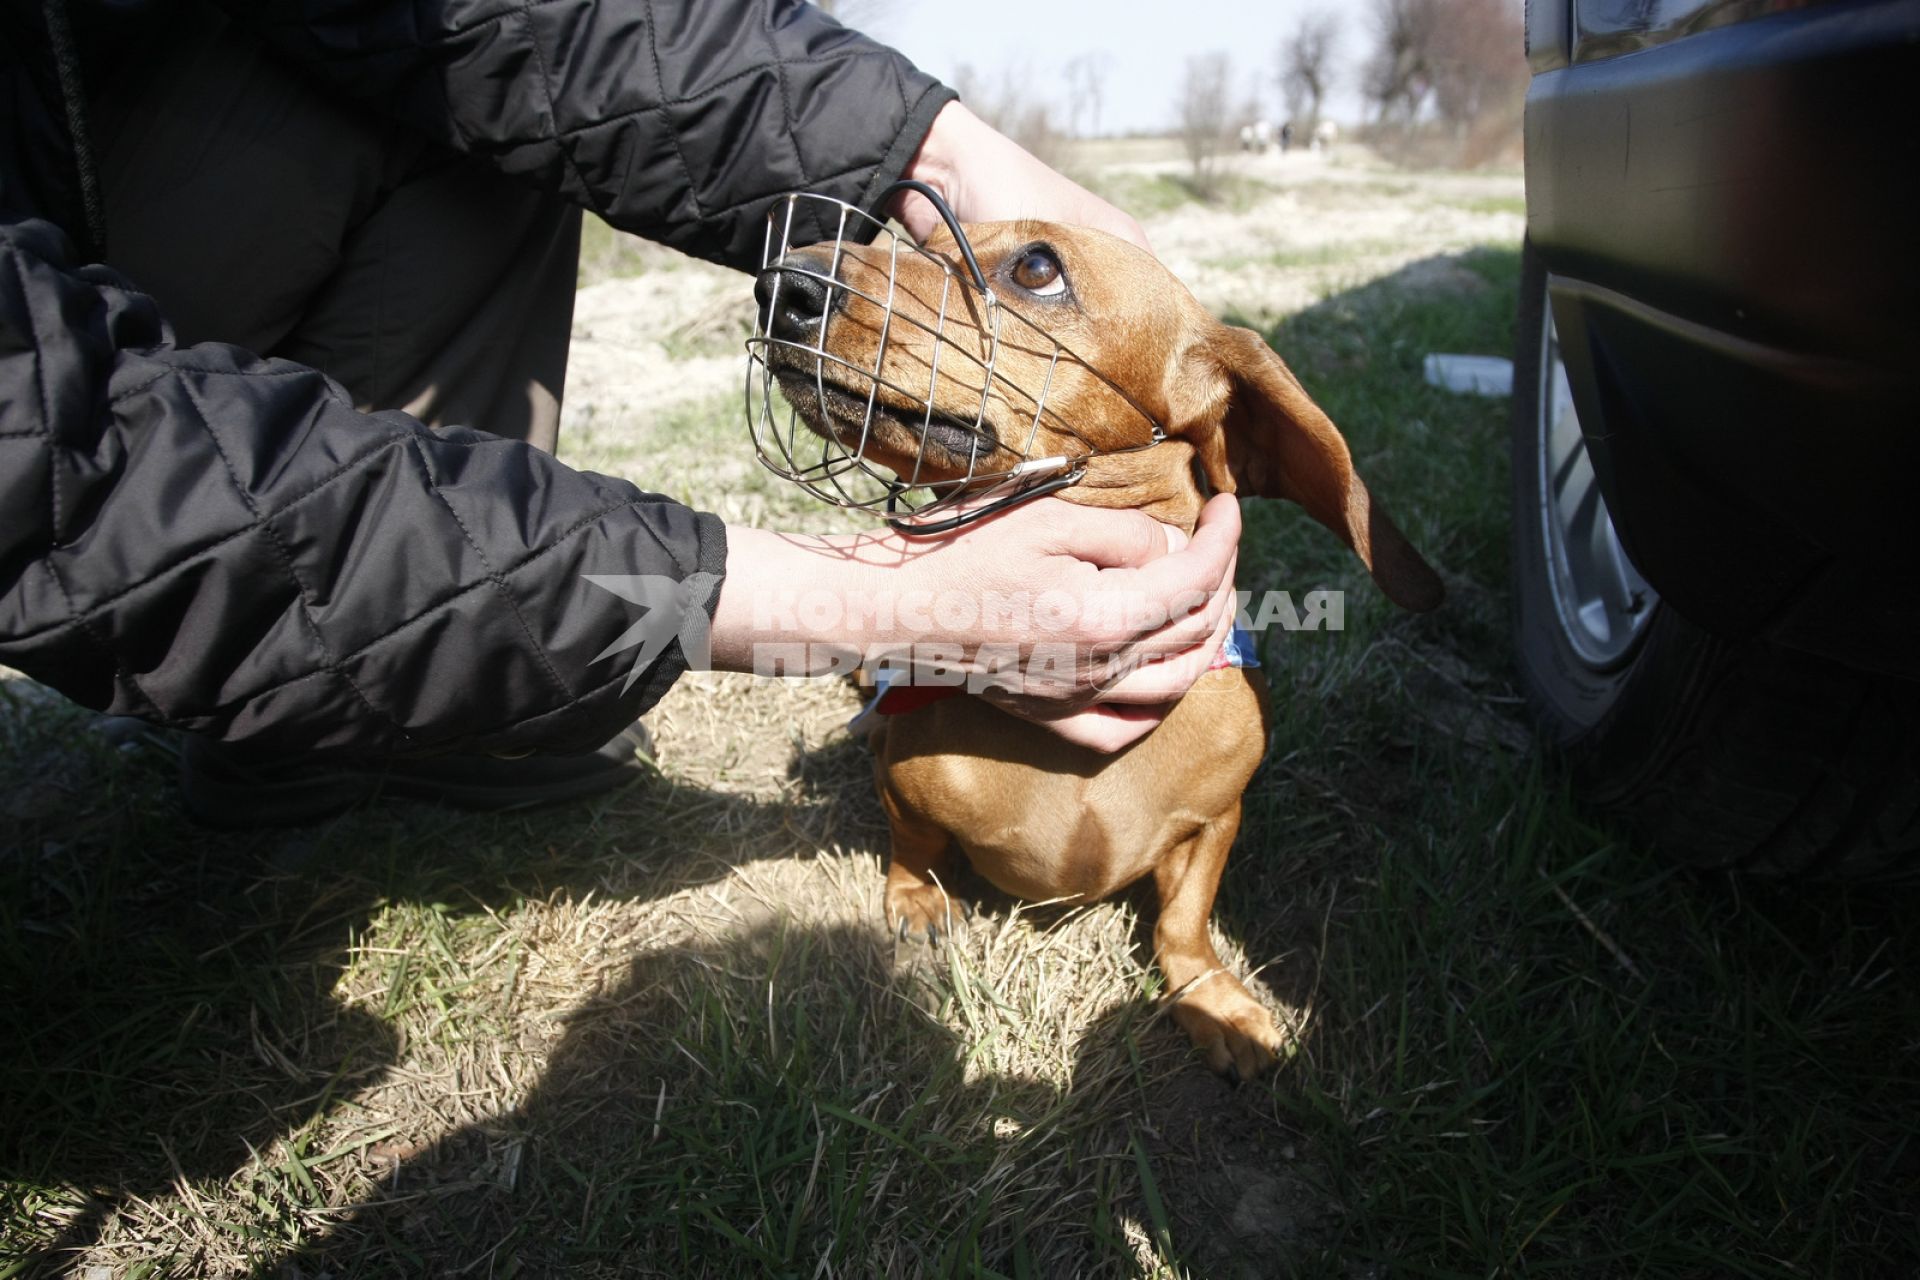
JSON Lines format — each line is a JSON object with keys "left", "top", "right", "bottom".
{"left": 6, "top": 152, "right": 1917, "bottom": 1278}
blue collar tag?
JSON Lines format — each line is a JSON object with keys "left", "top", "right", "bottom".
{"left": 1218, "top": 622, "right": 1260, "bottom": 669}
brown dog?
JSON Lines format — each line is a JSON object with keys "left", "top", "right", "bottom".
{"left": 761, "top": 221, "right": 1441, "bottom": 1078}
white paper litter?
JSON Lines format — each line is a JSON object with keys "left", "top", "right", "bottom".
{"left": 1423, "top": 353, "right": 1514, "bottom": 397}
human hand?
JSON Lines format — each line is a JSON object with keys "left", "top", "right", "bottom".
{"left": 709, "top": 494, "right": 1243, "bottom": 752}
{"left": 894, "top": 101, "right": 1151, "bottom": 254}
{"left": 885, "top": 495, "right": 1239, "bottom": 751}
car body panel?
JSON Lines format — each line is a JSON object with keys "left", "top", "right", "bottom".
{"left": 1523, "top": 0, "right": 1920, "bottom": 677}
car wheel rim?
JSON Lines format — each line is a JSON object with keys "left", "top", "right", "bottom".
{"left": 1537, "top": 302, "right": 1655, "bottom": 671}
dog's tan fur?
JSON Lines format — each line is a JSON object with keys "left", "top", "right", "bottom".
{"left": 771, "top": 222, "right": 1441, "bottom": 1078}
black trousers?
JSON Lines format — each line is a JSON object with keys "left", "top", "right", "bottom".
{"left": 92, "top": 7, "right": 582, "bottom": 451}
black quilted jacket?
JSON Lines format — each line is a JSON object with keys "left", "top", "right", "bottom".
{"left": 0, "top": 0, "right": 954, "bottom": 754}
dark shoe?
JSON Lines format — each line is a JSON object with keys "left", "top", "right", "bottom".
{"left": 177, "top": 721, "right": 655, "bottom": 828}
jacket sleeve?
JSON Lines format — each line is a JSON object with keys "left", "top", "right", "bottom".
{"left": 214, "top": 0, "right": 958, "bottom": 270}
{"left": 0, "top": 212, "right": 725, "bottom": 755}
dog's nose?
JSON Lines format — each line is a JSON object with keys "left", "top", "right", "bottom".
{"left": 755, "top": 253, "right": 840, "bottom": 343}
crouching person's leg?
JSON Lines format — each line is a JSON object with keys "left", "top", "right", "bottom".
{"left": 92, "top": 8, "right": 650, "bottom": 825}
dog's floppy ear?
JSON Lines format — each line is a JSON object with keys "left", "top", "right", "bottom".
{"left": 1170, "top": 322, "right": 1444, "bottom": 612}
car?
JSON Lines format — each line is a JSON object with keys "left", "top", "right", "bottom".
{"left": 1511, "top": 0, "right": 1920, "bottom": 875}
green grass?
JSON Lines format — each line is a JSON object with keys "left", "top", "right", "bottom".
{"left": 1203, "top": 239, "right": 1415, "bottom": 275}
{"left": 1441, "top": 193, "right": 1528, "bottom": 218}
{"left": 5, "top": 237, "right": 1919, "bottom": 1277}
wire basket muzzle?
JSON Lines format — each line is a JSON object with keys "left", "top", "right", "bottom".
{"left": 745, "top": 188, "right": 1084, "bottom": 529}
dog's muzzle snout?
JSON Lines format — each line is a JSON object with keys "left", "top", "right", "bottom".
{"left": 745, "top": 185, "right": 1168, "bottom": 535}
{"left": 753, "top": 254, "right": 840, "bottom": 344}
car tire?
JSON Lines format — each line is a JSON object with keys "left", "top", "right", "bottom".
{"left": 1510, "top": 240, "right": 1920, "bottom": 877}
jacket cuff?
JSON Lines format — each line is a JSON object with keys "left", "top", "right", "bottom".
{"left": 691, "top": 508, "right": 729, "bottom": 627}
{"left": 851, "top": 82, "right": 961, "bottom": 239}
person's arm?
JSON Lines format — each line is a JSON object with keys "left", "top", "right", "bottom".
{"left": 214, "top": 0, "right": 956, "bottom": 270}
{"left": 0, "top": 213, "right": 721, "bottom": 754}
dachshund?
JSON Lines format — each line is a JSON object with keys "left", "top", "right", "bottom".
{"left": 756, "top": 220, "right": 1441, "bottom": 1078}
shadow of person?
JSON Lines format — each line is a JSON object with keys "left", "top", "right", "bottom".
{"left": 2, "top": 596, "right": 1406, "bottom": 1280}
{"left": 271, "top": 915, "right": 995, "bottom": 1276}
{"left": 3, "top": 655, "right": 1432, "bottom": 1278}
{"left": 0, "top": 709, "right": 881, "bottom": 1276}
{"left": 267, "top": 790, "right": 1339, "bottom": 1277}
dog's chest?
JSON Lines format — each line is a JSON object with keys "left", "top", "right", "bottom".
{"left": 875, "top": 668, "right": 1268, "bottom": 900}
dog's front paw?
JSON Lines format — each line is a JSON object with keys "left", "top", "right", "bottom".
{"left": 1168, "top": 977, "right": 1286, "bottom": 1082}
{"left": 886, "top": 882, "right": 962, "bottom": 945}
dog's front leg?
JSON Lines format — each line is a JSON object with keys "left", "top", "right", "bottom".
{"left": 880, "top": 786, "right": 959, "bottom": 944}
{"left": 1153, "top": 802, "right": 1285, "bottom": 1080}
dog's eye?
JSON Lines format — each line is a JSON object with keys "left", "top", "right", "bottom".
{"left": 1009, "top": 246, "right": 1067, "bottom": 297}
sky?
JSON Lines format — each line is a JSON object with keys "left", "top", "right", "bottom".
{"left": 854, "top": 0, "right": 1371, "bottom": 136}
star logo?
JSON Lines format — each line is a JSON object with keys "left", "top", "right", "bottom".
{"left": 583, "top": 572, "right": 721, "bottom": 693}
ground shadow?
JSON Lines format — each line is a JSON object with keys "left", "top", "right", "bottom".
{"left": 2, "top": 689, "right": 1337, "bottom": 1277}
{"left": 267, "top": 861, "right": 1340, "bottom": 1276}
{"left": 0, "top": 708, "right": 884, "bottom": 1275}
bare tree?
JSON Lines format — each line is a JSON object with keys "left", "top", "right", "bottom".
{"left": 1364, "top": 0, "right": 1525, "bottom": 129}
{"left": 1278, "top": 11, "right": 1340, "bottom": 134}
{"left": 1362, "top": 0, "right": 1441, "bottom": 127}
{"left": 1427, "top": 0, "right": 1526, "bottom": 137}
{"left": 1063, "top": 53, "right": 1112, "bottom": 139}
{"left": 1177, "top": 52, "right": 1236, "bottom": 197}
{"left": 950, "top": 63, "right": 1068, "bottom": 169}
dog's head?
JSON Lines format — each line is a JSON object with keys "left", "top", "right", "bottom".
{"left": 754, "top": 219, "right": 1442, "bottom": 612}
